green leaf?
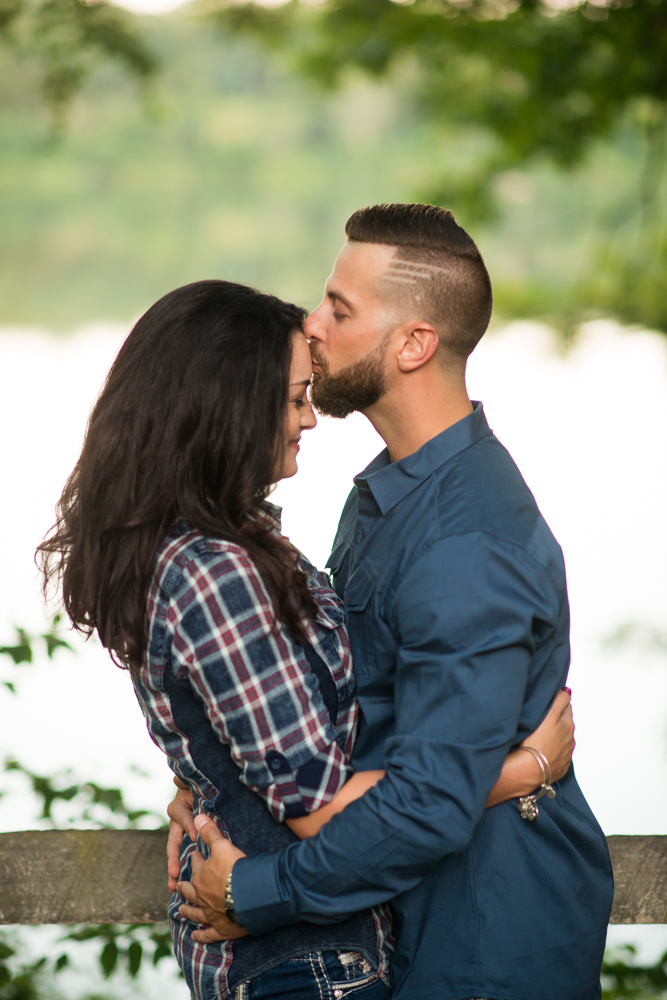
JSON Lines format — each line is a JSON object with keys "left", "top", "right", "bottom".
{"left": 0, "top": 628, "right": 33, "bottom": 665}
{"left": 55, "top": 953, "right": 69, "bottom": 971}
{"left": 0, "top": 942, "right": 16, "bottom": 959}
{"left": 127, "top": 941, "right": 143, "bottom": 977}
{"left": 99, "top": 941, "right": 118, "bottom": 978}
{"left": 152, "top": 941, "right": 172, "bottom": 966}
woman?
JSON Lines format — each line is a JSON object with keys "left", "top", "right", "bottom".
{"left": 38, "top": 280, "right": 574, "bottom": 1000}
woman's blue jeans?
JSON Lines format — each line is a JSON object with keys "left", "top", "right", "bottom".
{"left": 233, "top": 950, "right": 392, "bottom": 1000}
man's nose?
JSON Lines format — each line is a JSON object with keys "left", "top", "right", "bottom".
{"left": 304, "top": 305, "right": 325, "bottom": 342}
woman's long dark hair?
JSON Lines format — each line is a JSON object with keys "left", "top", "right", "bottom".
{"left": 37, "top": 280, "right": 318, "bottom": 670}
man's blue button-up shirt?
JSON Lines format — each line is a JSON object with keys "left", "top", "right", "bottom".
{"left": 233, "top": 403, "right": 613, "bottom": 1000}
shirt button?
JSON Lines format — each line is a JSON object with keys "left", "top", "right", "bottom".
{"left": 270, "top": 759, "right": 282, "bottom": 771}
{"left": 355, "top": 529, "right": 363, "bottom": 542}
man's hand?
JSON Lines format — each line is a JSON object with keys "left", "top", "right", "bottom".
{"left": 167, "top": 777, "right": 196, "bottom": 892}
{"left": 176, "top": 814, "right": 249, "bottom": 944}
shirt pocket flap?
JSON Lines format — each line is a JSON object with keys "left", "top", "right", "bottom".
{"left": 345, "top": 563, "right": 375, "bottom": 612}
{"left": 326, "top": 538, "right": 349, "bottom": 575}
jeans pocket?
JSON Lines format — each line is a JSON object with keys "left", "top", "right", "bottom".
{"left": 322, "top": 951, "right": 383, "bottom": 997}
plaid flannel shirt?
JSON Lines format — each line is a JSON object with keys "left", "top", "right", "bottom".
{"left": 138, "top": 504, "right": 358, "bottom": 822}
{"left": 132, "top": 505, "right": 393, "bottom": 999}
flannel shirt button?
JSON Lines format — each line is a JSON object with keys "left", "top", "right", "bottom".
{"left": 266, "top": 750, "right": 290, "bottom": 774}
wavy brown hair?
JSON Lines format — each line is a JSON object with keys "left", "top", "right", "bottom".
{"left": 37, "top": 280, "right": 318, "bottom": 671}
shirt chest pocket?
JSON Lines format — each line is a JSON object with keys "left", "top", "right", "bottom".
{"left": 344, "top": 563, "right": 377, "bottom": 680}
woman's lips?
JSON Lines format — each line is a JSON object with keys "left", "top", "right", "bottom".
{"left": 289, "top": 439, "right": 300, "bottom": 451}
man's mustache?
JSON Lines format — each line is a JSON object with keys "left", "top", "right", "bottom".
{"left": 309, "top": 343, "right": 327, "bottom": 373}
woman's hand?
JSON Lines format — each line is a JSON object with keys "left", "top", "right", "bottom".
{"left": 520, "top": 687, "right": 574, "bottom": 782}
{"left": 486, "top": 688, "right": 574, "bottom": 808}
{"left": 166, "top": 777, "right": 196, "bottom": 892}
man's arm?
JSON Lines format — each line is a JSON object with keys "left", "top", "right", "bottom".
{"left": 177, "top": 695, "right": 573, "bottom": 940}
{"left": 228, "top": 532, "right": 565, "bottom": 935}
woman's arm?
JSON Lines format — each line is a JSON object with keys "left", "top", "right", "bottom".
{"left": 487, "top": 687, "right": 574, "bottom": 806}
{"left": 286, "top": 770, "right": 385, "bottom": 838}
{"left": 286, "top": 688, "right": 575, "bottom": 838}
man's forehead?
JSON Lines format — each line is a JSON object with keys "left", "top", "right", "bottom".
{"left": 326, "top": 241, "right": 397, "bottom": 296}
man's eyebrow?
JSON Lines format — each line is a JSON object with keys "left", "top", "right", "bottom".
{"left": 326, "top": 289, "right": 354, "bottom": 311}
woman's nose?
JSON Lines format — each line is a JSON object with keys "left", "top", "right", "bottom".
{"left": 302, "top": 403, "right": 317, "bottom": 430}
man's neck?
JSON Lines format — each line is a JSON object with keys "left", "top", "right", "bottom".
{"left": 364, "top": 375, "right": 473, "bottom": 463}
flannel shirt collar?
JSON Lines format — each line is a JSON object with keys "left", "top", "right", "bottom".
{"left": 257, "top": 500, "right": 282, "bottom": 532}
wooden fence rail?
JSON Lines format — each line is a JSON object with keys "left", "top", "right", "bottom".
{"left": 0, "top": 831, "right": 666, "bottom": 925}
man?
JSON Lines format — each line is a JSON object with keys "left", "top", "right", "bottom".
{"left": 175, "top": 203, "right": 613, "bottom": 999}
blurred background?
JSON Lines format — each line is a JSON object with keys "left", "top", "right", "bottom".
{"left": 1, "top": 0, "right": 666, "bottom": 996}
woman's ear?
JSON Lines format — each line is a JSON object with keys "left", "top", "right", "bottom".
{"left": 396, "top": 322, "right": 440, "bottom": 372}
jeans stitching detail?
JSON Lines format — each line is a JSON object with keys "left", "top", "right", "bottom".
{"left": 309, "top": 952, "right": 327, "bottom": 1000}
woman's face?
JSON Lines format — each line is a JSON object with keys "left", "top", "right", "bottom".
{"left": 277, "top": 330, "right": 317, "bottom": 481}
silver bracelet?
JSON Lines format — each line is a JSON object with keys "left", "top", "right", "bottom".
{"left": 515, "top": 745, "right": 556, "bottom": 822}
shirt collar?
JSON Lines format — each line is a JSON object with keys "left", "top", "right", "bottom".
{"left": 258, "top": 500, "right": 282, "bottom": 531}
{"left": 354, "top": 401, "right": 491, "bottom": 516}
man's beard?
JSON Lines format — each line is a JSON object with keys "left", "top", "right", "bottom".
{"left": 310, "top": 340, "right": 389, "bottom": 419}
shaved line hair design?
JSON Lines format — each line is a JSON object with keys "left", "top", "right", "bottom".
{"left": 345, "top": 203, "right": 493, "bottom": 371}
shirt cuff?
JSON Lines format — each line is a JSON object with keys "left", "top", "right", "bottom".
{"left": 232, "top": 850, "right": 300, "bottom": 936}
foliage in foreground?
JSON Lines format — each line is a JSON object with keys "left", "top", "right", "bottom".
{"left": 1, "top": 626, "right": 177, "bottom": 997}
{"left": 602, "top": 947, "right": 667, "bottom": 998}
{"left": 0, "top": 924, "right": 174, "bottom": 1000}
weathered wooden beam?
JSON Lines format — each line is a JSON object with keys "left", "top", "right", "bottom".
{"left": 0, "top": 829, "right": 170, "bottom": 924}
{"left": 1, "top": 831, "right": 666, "bottom": 925}
{"left": 608, "top": 835, "right": 667, "bottom": 924}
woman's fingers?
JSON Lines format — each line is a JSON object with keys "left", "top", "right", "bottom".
{"left": 167, "top": 787, "right": 197, "bottom": 841}
{"left": 550, "top": 688, "right": 572, "bottom": 720}
{"left": 520, "top": 687, "right": 575, "bottom": 784}
{"left": 167, "top": 820, "right": 185, "bottom": 890}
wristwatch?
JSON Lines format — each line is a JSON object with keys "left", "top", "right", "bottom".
{"left": 224, "top": 872, "right": 245, "bottom": 929}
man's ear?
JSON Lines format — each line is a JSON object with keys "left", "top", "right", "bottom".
{"left": 395, "top": 322, "right": 440, "bottom": 372}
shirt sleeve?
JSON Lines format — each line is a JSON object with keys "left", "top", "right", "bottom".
{"left": 230, "top": 531, "right": 562, "bottom": 933}
{"left": 166, "top": 544, "right": 352, "bottom": 822}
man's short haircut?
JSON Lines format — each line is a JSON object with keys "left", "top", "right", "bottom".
{"left": 345, "top": 203, "right": 493, "bottom": 369}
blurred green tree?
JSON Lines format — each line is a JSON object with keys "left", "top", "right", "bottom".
{"left": 204, "top": 0, "right": 667, "bottom": 330}
{"left": 206, "top": 0, "right": 667, "bottom": 202}
{"left": 0, "top": 0, "right": 157, "bottom": 129}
